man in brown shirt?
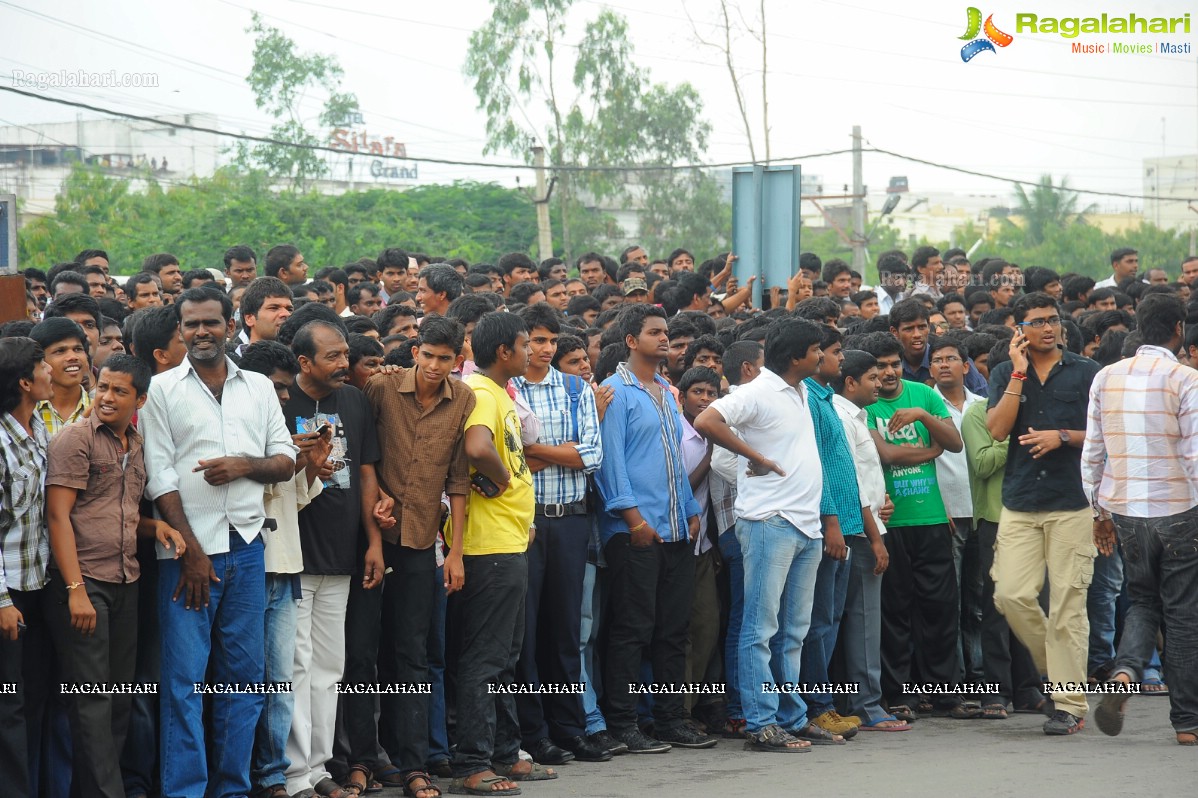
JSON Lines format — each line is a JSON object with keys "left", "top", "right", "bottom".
{"left": 363, "top": 317, "right": 474, "bottom": 797}
{"left": 44, "top": 355, "right": 186, "bottom": 798}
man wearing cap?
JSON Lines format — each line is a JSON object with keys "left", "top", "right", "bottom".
{"left": 623, "top": 278, "right": 649, "bottom": 305}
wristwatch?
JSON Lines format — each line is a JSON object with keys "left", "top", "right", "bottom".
{"left": 1058, "top": 429, "right": 1069, "bottom": 444}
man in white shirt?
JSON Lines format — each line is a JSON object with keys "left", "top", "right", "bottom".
{"left": 929, "top": 336, "right": 987, "bottom": 685}
{"left": 1093, "top": 247, "right": 1138, "bottom": 289}
{"left": 832, "top": 349, "right": 902, "bottom": 730}
{"left": 695, "top": 318, "right": 833, "bottom": 752}
{"left": 139, "top": 289, "right": 297, "bottom": 798}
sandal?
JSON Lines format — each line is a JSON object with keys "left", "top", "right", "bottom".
{"left": 1143, "top": 676, "right": 1170, "bottom": 696}
{"left": 790, "top": 723, "right": 846, "bottom": 746}
{"left": 343, "top": 765, "right": 371, "bottom": 797}
{"left": 376, "top": 767, "right": 407, "bottom": 787}
{"left": 1094, "top": 690, "right": 1131, "bottom": 737}
{"left": 916, "top": 697, "right": 934, "bottom": 714}
{"left": 888, "top": 704, "right": 917, "bottom": 723}
{"left": 315, "top": 778, "right": 354, "bottom": 798}
{"left": 253, "top": 786, "right": 290, "bottom": 798}
{"left": 858, "top": 715, "right": 911, "bottom": 731}
{"left": 490, "top": 760, "right": 557, "bottom": 781}
{"left": 932, "top": 702, "right": 984, "bottom": 719}
{"left": 980, "top": 703, "right": 1009, "bottom": 720}
{"left": 403, "top": 771, "right": 442, "bottom": 798}
{"left": 428, "top": 760, "right": 453, "bottom": 779}
{"left": 743, "top": 723, "right": 810, "bottom": 752}
{"left": 448, "top": 772, "right": 522, "bottom": 796}
{"left": 1177, "top": 731, "right": 1198, "bottom": 746}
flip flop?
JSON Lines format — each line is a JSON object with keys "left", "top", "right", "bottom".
{"left": 1142, "top": 677, "right": 1170, "bottom": 696}
{"left": 449, "top": 776, "right": 521, "bottom": 796}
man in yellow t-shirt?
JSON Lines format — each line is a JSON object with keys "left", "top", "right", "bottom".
{"left": 453, "top": 312, "right": 545, "bottom": 794}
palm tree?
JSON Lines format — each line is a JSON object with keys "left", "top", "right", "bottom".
{"left": 1008, "top": 175, "right": 1097, "bottom": 246}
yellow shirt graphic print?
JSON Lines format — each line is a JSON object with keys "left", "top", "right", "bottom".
{"left": 463, "top": 374, "right": 535, "bottom": 555}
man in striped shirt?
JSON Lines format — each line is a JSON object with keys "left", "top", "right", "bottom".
{"left": 512, "top": 305, "right": 607, "bottom": 764}
{"left": 1081, "top": 293, "right": 1198, "bottom": 747}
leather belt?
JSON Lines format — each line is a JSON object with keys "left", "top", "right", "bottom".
{"left": 535, "top": 501, "right": 588, "bottom": 518}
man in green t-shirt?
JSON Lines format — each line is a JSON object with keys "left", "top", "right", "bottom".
{"left": 858, "top": 333, "right": 977, "bottom": 721}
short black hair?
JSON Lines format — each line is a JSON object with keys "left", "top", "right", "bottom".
{"left": 1063, "top": 275, "right": 1097, "bottom": 302}
{"left": 223, "top": 245, "right": 257, "bottom": 269}
{"left": 347, "top": 283, "right": 381, "bottom": 307}
{"left": 50, "top": 270, "right": 88, "bottom": 295}
{"left": 518, "top": 303, "right": 562, "bottom": 336}
{"left": 75, "top": 248, "right": 109, "bottom": 264}
{"left": 566, "top": 295, "right": 601, "bottom": 318}
{"left": 0, "top": 337, "right": 44, "bottom": 414}
{"left": 833, "top": 349, "right": 878, "bottom": 393}
{"left": 241, "top": 277, "right": 293, "bottom": 319}
{"left": 1, "top": 321, "right": 34, "bottom": 338}
{"left": 377, "top": 248, "right": 410, "bottom": 271}
{"left": 912, "top": 246, "right": 940, "bottom": 270}
{"left": 850, "top": 290, "right": 878, "bottom": 307}
{"left": 98, "top": 353, "right": 152, "bottom": 397}
{"left": 347, "top": 332, "right": 384, "bottom": 367}
{"left": 821, "top": 259, "right": 852, "bottom": 283}
{"left": 965, "top": 332, "right": 997, "bottom": 361}
{"left": 793, "top": 297, "right": 842, "bottom": 324}
{"left": 927, "top": 334, "right": 966, "bottom": 362}
{"left": 498, "top": 252, "right": 536, "bottom": 278}
{"left": 1011, "top": 291, "right": 1058, "bottom": 324}
{"left": 181, "top": 269, "right": 216, "bottom": 290}
{"left": 278, "top": 303, "right": 347, "bottom": 347}
{"left": 238, "top": 340, "right": 300, "bottom": 378}
{"left": 132, "top": 306, "right": 179, "bottom": 369}
{"left": 678, "top": 366, "right": 721, "bottom": 395}
{"left": 510, "top": 282, "right": 546, "bottom": 306}
{"left": 723, "top": 340, "right": 762, "bottom": 386}
{"left": 1023, "top": 267, "right": 1060, "bottom": 294}
{"left": 472, "top": 312, "right": 527, "bottom": 368}
{"left": 264, "top": 245, "right": 300, "bottom": 278}
{"left": 676, "top": 272, "right": 710, "bottom": 306}
{"left": 856, "top": 331, "right": 903, "bottom": 361}
{"left": 763, "top": 317, "right": 823, "bottom": 374}
{"left": 538, "top": 257, "right": 565, "bottom": 281}
{"left": 43, "top": 293, "right": 101, "bottom": 330}
{"left": 551, "top": 333, "right": 586, "bottom": 370}
{"left": 142, "top": 253, "right": 179, "bottom": 273}
{"left": 126, "top": 271, "right": 161, "bottom": 296}
{"left": 799, "top": 252, "right": 823, "bottom": 274}
{"left": 1110, "top": 247, "right": 1137, "bottom": 264}
{"left": 30, "top": 317, "right": 88, "bottom": 352}
{"left": 618, "top": 303, "right": 667, "bottom": 342}
{"left": 417, "top": 315, "right": 466, "bottom": 355}
{"left": 446, "top": 294, "right": 495, "bottom": 327}
{"left": 683, "top": 335, "right": 724, "bottom": 371}
{"left": 889, "top": 298, "right": 931, "bottom": 327}
{"left": 1136, "top": 293, "right": 1186, "bottom": 347}
{"left": 345, "top": 316, "right": 379, "bottom": 337}
{"left": 175, "top": 287, "right": 233, "bottom": 323}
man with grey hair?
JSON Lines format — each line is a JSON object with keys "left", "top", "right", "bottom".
{"left": 417, "top": 264, "right": 465, "bottom": 318}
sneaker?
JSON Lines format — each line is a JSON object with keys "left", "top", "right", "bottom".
{"left": 655, "top": 722, "right": 719, "bottom": 749}
{"left": 587, "top": 729, "right": 629, "bottom": 756}
{"left": 830, "top": 710, "right": 862, "bottom": 727}
{"left": 612, "top": 727, "right": 672, "bottom": 754}
{"left": 811, "top": 710, "right": 859, "bottom": 739}
{"left": 1043, "top": 710, "right": 1085, "bottom": 736}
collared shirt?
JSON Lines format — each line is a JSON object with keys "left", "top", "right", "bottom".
{"left": 903, "top": 349, "right": 989, "bottom": 395}
{"left": 37, "top": 389, "right": 91, "bottom": 439}
{"left": 595, "top": 363, "right": 699, "bottom": 545}
{"left": 1093, "top": 275, "right": 1117, "bottom": 289}
{"left": 709, "top": 385, "right": 740, "bottom": 536}
{"left": 832, "top": 394, "right": 887, "bottom": 535}
{"left": 140, "top": 357, "right": 296, "bottom": 557}
{"left": 804, "top": 377, "right": 862, "bottom": 535}
{"left": 707, "top": 367, "right": 823, "bottom": 538}
{"left": 512, "top": 367, "right": 602, "bottom": 505}
{"left": 0, "top": 412, "right": 50, "bottom": 606}
{"left": 987, "top": 351, "right": 1099, "bottom": 512}
{"left": 680, "top": 415, "right": 711, "bottom": 553}
{"left": 934, "top": 386, "right": 987, "bottom": 520}
{"left": 962, "top": 400, "right": 1007, "bottom": 524}
{"left": 46, "top": 413, "right": 146, "bottom": 583}
{"left": 878, "top": 291, "right": 897, "bottom": 316}
{"left": 1082, "top": 345, "right": 1198, "bottom": 519}
{"left": 363, "top": 366, "right": 476, "bottom": 549}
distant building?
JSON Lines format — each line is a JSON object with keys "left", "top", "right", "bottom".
{"left": 1143, "top": 154, "right": 1198, "bottom": 232}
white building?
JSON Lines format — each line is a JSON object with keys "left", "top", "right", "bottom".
{"left": 1143, "top": 154, "right": 1198, "bottom": 232}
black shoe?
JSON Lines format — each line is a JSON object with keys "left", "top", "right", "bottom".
{"left": 587, "top": 729, "right": 628, "bottom": 756}
{"left": 1043, "top": 710, "right": 1085, "bottom": 736}
{"left": 655, "top": 722, "right": 718, "bottom": 749}
{"left": 559, "top": 735, "right": 613, "bottom": 762}
{"left": 612, "top": 727, "right": 672, "bottom": 754}
{"left": 530, "top": 737, "right": 575, "bottom": 765}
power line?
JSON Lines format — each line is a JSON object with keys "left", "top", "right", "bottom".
{"left": 3, "top": 84, "right": 1194, "bottom": 202}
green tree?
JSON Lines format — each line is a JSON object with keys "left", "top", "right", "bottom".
{"left": 464, "top": 0, "right": 720, "bottom": 259}
{"left": 1006, "top": 174, "right": 1096, "bottom": 247}
{"left": 235, "top": 13, "right": 359, "bottom": 189}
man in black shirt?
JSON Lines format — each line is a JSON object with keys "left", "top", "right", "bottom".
{"left": 986, "top": 292, "right": 1100, "bottom": 736}
{"left": 281, "top": 320, "right": 387, "bottom": 796}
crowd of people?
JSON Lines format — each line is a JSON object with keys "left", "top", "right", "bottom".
{"left": 2, "top": 241, "right": 1196, "bottom": 798}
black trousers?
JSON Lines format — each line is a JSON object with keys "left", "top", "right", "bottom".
{"left": 516, "top": 513, "right": 588, "bottom": 746}
{"left": 451, "top": 553, "right": 527, "bottom": 779}
{"left": 378, "top": 543, "right": 436, "bottom": 773}
{"left": 880, "top": 524, "right": 962, "bottom": 707}
{"left": 0, "top": 587, "right": 50, "bottom": 797}
{"left": 976, "top": 520, "right": 1042, "bottom": 705}
{"left": 332, "top": 567, "right": 386, "bottom": 777}
{"left": 44, "top": 573, "right": 138, "bottom": 798}
{"left": 602, "top": 537, "right": 694, "bottom": 733}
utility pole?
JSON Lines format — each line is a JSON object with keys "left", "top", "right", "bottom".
{"left": 851, "top": 125, "right": 866, "bottom": 277}
{"left": 532, "top": 146, "right": 553, "bottom": 262}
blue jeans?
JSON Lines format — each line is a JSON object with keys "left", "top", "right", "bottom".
{"left": 253, "top": 573, "right": 298, "bottom": 790}
{"left": 159, "top": 532, "right": 266, "bottom": 798}
{"left": 718, "top": 528, "right": 744, "bottom": 721}
{"left": 1087, "top": 546, "right": 1124, "bottom": 675}
{"left": 427, "top": 564, "right": 450, "bottom": 765}
{"left": 579, "top": 562, "right": 607, "bottom": 735}
{"left": 800, "top": 550, "right": 852, "bottom": 717}
{"left": 736, "top": 516, "right": 821, "bottom": 734}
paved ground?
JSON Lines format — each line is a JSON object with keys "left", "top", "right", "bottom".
{"left": 484, "top": 698, "right": 1191, "bottom": 798}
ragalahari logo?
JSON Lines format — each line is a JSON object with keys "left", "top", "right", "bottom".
{"left": 959, "top": 7, "right": 1014, "bottom": 61}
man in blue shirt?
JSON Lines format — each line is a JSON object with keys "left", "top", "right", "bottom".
{"left": 595, "top": 304, "right": 709, "bottom": 754}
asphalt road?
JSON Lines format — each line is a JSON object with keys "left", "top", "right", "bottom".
{"left": 491, "top": 697, "right": 1190, "bottom": 798}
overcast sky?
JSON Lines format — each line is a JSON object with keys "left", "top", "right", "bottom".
{"left": 2, "top": 0, "right": 1195, "bottom": 214}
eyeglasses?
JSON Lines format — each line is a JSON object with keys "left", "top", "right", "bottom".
{"left": 1017, "top": 316, "right": 1061, "bottom": 329}
{"left": 930, "top": 355, "right": 962, "bottom": 365}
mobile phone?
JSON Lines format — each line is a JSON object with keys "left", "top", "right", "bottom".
{"left": 471, "top": 472, "right": 501, "bottom": 498}
{"left": 315, "top": 422, "right": 332, "bottom": 436}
